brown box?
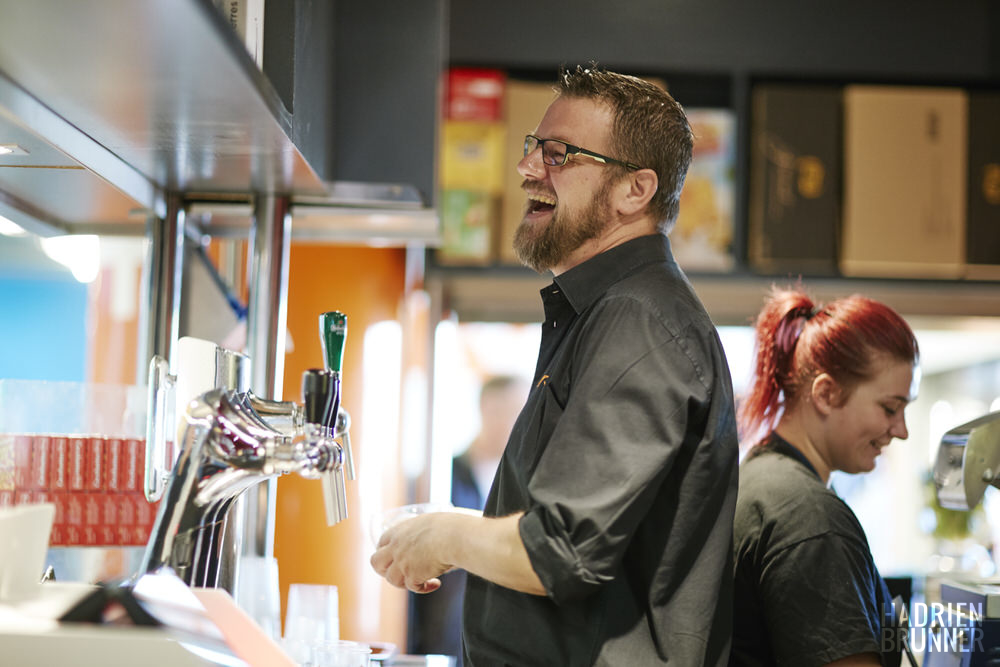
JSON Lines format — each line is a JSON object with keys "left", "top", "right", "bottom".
{"left": 841, "top": 85, "right": 968, "bottom": 278}
{"left": 747, "top": 84, "right": 842, "bottom": 275}
{"left": 500, "top": 79, "right": 557, "bottom": 265}
{"left": 965, "top": 91, "right": 1000, "bottom": 279}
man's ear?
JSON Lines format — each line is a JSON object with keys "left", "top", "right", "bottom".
{"left": 810, "top": 373, "right": 841, "bottom": 415}
{"left": 617, "top": 169, "right": 658, "bottom": 217}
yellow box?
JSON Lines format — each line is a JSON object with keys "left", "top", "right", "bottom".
{"left": 440, "top": 121, "right": 507, "bottom": 193}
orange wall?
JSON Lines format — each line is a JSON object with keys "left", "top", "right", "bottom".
{"left": 275, "top": 244, "right": 409, "bottom": 648}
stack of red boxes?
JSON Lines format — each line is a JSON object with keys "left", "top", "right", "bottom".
{"left": 2, "top": 433, "right": 160, "bottom": 546}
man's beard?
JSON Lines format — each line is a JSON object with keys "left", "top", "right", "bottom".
{"left": 513, "top": 176, "right": 614, "bottom": 273}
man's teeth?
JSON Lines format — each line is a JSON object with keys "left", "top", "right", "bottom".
{"left": 529, "top": 194, "right": 556, "bottom": 206}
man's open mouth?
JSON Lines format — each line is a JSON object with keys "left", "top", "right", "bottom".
{"left": 526, "top": 193, "right": 556, "bottom": 214}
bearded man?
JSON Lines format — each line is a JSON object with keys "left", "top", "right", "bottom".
{"left": 372, "top": 64, "right": 739, "bottom": 667}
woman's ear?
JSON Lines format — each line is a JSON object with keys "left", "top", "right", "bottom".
{"left": 810, "top": 373, "right": 842, "bottom": 415}
{"left": 617, "top": 169, "right": 658, "bottom": 217}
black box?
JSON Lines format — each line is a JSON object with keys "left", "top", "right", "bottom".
{"left": 747, "top": 84, "right": 842, "bottom": 276}
{"left": 966, "top": 91, "right": 1000, "bottom": 279}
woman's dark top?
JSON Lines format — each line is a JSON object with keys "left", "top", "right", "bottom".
{"left": 730, "top": 433, "right": 900, "bottom": 667}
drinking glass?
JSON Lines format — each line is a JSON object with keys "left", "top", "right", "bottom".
{"left": 284, "top": 583, "right": 340, "bottom": 665}
{"left": 235, "top": 555, "right": 281, "bottom": 641}
{"left": 312, "top": 640, "right": 371, "bottom": 667}
{"left": 368, "top": 503, "right": 482, "bottom": 548}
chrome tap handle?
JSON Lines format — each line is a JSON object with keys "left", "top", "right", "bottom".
{"left": 145, "top": 355, "right": 175, "bottom": 502}
{"left": 246, "top": 392, "right": 304, "bottom": 435}
{"left": 335, "top": 408, "right": 355, "bottom": 481}
{"left": 302, "top": 368, "right": 348, "bottom": 524}
{"left": 321, "top": 451, "right": 349, "bottom": 526}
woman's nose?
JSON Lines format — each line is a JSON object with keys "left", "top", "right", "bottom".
{"left": 890, "top": 413, "right": 909, "bottom": 441}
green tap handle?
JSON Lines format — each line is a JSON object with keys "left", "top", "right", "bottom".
{"left": 319, "top": 311, "right": 347, "bottom": 374}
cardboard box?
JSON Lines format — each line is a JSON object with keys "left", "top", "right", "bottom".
{"left": 748, "top": 84, "right": 842, "bottom": 275}
{"left": 500, "top": 80, "right": 557, "bottom": 265}
{"left": 440, "top": 121, "right": 507, "bottom": 193}
{"left": 446, "top": 68, "right": 506, "bottom": 122}
{"left": 965, "top": 90, "right": 1000, "bottom": 278}
{"left": 674, "top": 108, "right": 737, "bottom": 272}
{"left": 436, "top": 189, "right": 499, "bottom": 264}
{"left": 212, "top": 0, "right": 264, "bottom": 69}
{"left": 841, "top": 85, "right": 968, "bottom": 278}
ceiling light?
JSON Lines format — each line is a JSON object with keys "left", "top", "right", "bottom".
{"left": 40, "top": 235, "right": 100, "bottom": 283}
{"left": 0, "top": 214, "right": 26, "bottom": 236}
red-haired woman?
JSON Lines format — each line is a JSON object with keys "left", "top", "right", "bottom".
{"left": 730, "top": 287, "right": 919, "bottom": 667}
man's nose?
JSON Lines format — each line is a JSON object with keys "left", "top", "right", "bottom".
{"left": 517, "top": 146, "right": 546, "bottom": 179}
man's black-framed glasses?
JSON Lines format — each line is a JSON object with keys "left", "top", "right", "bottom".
{"left": 524, "top": 134, "right": 642, "bottom": 171}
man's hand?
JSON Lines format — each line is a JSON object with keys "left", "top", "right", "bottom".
{"left": 370, "top": 512, "right": 454, "bottom": 593}
{"left": 369, "top": 510, "right": 547, "bottom": 596}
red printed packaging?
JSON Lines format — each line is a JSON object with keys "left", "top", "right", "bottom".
{"left": 86, "top": 437, "right": 104, "bottom": 492}
{"left": 68, "top": 437, "right": 88, "bottom": 491}
{"left": 28, "top": 435, "right": 50, "bottom": 490}
{"left": 49, "top": 437, "right": 69, "bottom": 492}
{"left": 124, "top": 439, "right": 142, "bottom": 492}
{"left": 134, "top": 494, "right": 154, "bottom": 528}
{"left": 13, "top": 434, "right": 31, "bottom": 490}
{"left": 65, "top": 493, "right": 83, "bottom": 527}
{"left": 104, "top": 438, "right": 123, "bottom": 491}
{"left": 84, "top": 493, "right": 100, "bottom": 526}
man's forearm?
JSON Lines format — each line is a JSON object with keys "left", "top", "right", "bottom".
{"left": 442, "top": 511, "right": 546, "bottom": 596}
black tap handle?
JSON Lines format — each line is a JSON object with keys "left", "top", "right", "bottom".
{"left": 301, "top": 369, "right": 340, "bottom": 432}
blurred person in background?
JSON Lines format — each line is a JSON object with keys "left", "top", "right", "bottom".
{"left": 407, "top": 375, "right": 528, "bottom": 664}
{"left": 372, "top": 63, "right": 739, "bottom": 666}
{"left": 730, "top": 286, "right": 919, "bottom": 667}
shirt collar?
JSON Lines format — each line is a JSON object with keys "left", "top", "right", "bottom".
{"left": 550, "top": 234, "right": 675, "bottom": 313}
{"left": 763, "top": 432, "right": 821, "bottom": 480}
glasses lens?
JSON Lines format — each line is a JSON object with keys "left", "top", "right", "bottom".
{"left": 524, "top": 135, "right": 539, "bottom": 158}
{"left": 541, "top": 140, "right": 567, "bottom": 166}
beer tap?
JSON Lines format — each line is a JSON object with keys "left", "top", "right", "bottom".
{"left": 320, "top": 311, "right": 355, "bottom": 481}
{"left": 303, "top": 368, "right": 348, "bottom": 524}
{"left": 141, "top": 366, "right": 351, "bottom": 587}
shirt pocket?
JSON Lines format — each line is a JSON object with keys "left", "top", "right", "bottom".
{"left": 515, "top": 381, "right": 565, "bottom": 477}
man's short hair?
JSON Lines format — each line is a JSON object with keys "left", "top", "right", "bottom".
{"left": 557, "top": 64, "right": 694, "bottom": 233}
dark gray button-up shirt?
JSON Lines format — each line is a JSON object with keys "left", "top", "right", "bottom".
{"left": 463, "top": 234, "right": 739, "bottom": 666}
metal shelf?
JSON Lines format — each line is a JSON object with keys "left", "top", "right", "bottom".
{"left": 0, "top": 0, "right": 439, "bottom": 243}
